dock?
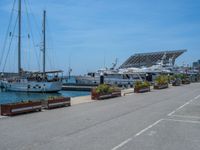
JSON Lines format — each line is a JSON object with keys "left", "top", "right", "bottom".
{"left": 1, "top": 83, "right": 200, "bottom": 150}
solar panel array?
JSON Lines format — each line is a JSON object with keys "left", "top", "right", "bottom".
{"left": 120, "top": 49, "right": 187, "bottom": 68}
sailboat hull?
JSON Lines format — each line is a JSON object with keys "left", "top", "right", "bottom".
{"left": 2, "top": 81, "right": 62, "bottom": 93}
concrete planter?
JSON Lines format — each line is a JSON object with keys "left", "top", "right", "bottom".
{"left": 91, "top": 89, "right": 121, "bottom": 100}
{"left": 0, "top": 101, "right": 42, "bottom": 116}
{"left": 134, "top": 87, "right": 150, "bottom": 93}
{"left": 42, "top": 97, "right": 71, "bottom": 109}
{"left": 154, "top": 84, "right": 168, "bottom": 89}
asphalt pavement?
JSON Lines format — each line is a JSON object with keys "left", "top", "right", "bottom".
{"left": 0, "top": 83, "right": 200, "bottom": 150}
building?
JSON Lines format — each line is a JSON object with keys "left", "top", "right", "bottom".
{"left": 120, "top": 49, "right": 187, "bottom": 68}
{"left": 193, "top": 60, "right": 200, "bottom": 71}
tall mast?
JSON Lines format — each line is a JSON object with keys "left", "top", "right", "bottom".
{"left": 43, "top": 10, "right": 46, "bottom": 79}
{"left": 18, "top": 0, "right": 21, "bottom": 75}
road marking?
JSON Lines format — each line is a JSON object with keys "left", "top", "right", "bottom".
{"left": 164, "top": 118, "right": 200, "bottom": 124}
{"left": 111, "top": 138, "right": 132, "bottom": 150}
{"left": 194, "top": 94, "right": 200, "bottom": 100}
{"left": 134, "top": 119, "right": 163, "bottom": 137}
{"left": 111, "top": 119, "right": 163, "bottom": 150}
{"left": 168, "top": 98, "right": 194, "bottom": 116}
{"left": 111, "top": 94, "right": 200, "bottom": 150}
{"left": 0, "top": 116, "right": 8, "bottom": 119}
{"left": 170, "top": 114, "right": 200, "bottom": 119}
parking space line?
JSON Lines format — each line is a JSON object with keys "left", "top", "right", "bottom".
{"left": 111, "top": 138, "right": 132, "bottom": 150}
{"left": 134, "top": 119, "right": 163, "bottom": 137}
{"left": 111, "top": 94, "right": 200, "bottom": 150}
{"left": 194, "top": 94, "right": 200, "bottom": 100}
{"left": 167, "top": 94, "right": 200, "bottom": 117}
{"left": 170, "top": 114, "right": 200, "bottom": 119}
{"left": 111, "top": 119, "right": 163, "bottom": 150}
{"left": 164, "top": 118, "right": 200, "bottom": 124}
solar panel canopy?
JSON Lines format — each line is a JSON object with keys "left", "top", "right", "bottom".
{"left": 120, "top": 49, "right": 187, "bottom": 68}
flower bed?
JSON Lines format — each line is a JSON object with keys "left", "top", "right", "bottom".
{"left": 42, "top": 97, "right": 71, "bottom": 109}
{"left": 0, "top": 101, "right": 42, "bottom": 116}
{"left": 134, "top": 81, "right": 150, "bottom": 93}
{"left": 91, "top": 84, "right": 121, "bottom": 100}
{"left": 154, "top": 75, "right": 169, "bottom": 90}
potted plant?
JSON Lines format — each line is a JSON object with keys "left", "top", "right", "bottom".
{"left": 0, "top": 101, "right": 42, "bottom": 116}
{"left": 180, "top": 74, "right": 191, "bottom": 84}
{"left": 154, "top": 75, "right": 169, "bottom": 89}
{"left": 42, "top": 96, "right": 71, "bottom": 109}
{"left": 172, "top": 74, "right": 182, "bottom": 86}
{"left": 134, "top": 81, "right": 150, "bottom": 93}
{"left": 91, "top": 84, "right": 121, "bottom": 100}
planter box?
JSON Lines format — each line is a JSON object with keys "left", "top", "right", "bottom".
{"left": 134, "top": 87, "right": 150, "bottom": 93}
{"left": 154, "top": 84, "right": 168, "bottom": 89}
{"left": 182, "top": 80, "right": 190, "bottom": 84}
{"left": 0, "top": 101, "right": 42, "bottom": 116}
{"left": 42, "top": 97, "right": 71, "bottom": 109}
{"left": 172, "top": 80, "right": 181, "bottom": 86}
{"left": 91, "top": 89, "right": 121, "bottom": 100}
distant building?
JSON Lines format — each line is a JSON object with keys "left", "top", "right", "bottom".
{"left": 192, "top": 60, "right": 200, "bottom": 71}
{"left": 120, "top": 49, "right": 187, "bottom": 68}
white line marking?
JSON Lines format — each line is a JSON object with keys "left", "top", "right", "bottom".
{"left": 168, "top": 99, "right": 194, "bottom": 116}
{"left": 195, "top": 94, "right": 200, "bottom": 99}
{"left": 111, "top": 94, "right": 200, "bottom": 150}
{"left": 164, "top": 118, "right": 200, "bottom": 124}
{"left": 111, "top": 138, "right": 132, "bottom": 150}
{"left": 111, "top": 119, "right": 163, "bottom": 150}
{"left": 168, "top": 111, "right": 176, "bottom": 116}
{"left": 0, "top": 116, "right": 8, "bottom": 119}
{"left": 170, "top": 114, "right": 200, "bottom": 119}
{"left": 134, "top": 119, "right": 163, "bottom": 137}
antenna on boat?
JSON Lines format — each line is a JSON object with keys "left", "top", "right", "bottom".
{"left": 18, "top": 0, "right": 22, "bottom": 75}
{"left": 42, "top": 10, "right": 46, "bottom": 80}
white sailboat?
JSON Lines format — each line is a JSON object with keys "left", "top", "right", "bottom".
{"left": 1, "top": 0, "right": 62, "bottom": 93}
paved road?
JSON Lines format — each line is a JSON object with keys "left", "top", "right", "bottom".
{"left": 0, "top": 83, "right": 200, "bottom": 150}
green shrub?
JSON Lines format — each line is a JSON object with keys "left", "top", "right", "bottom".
{"left": 95, "top": 84, "right": 119, "bottom": 94}
{"left": 155, "top": 75, "right": 168, "bottom": 85}
{"left": 135, "top": 81, "right": 150, "bottom": 89}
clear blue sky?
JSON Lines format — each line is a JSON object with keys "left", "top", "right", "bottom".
{"left": 0, "top": 0, "right": 200, "bottom": 75}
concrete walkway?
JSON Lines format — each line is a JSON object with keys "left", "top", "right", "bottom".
{"left": 0, "top": 83, "right": 200, "bottom": 150}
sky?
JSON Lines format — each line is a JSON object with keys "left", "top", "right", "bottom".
{"left": 0, "top": 0, "right": 200, "bottom": 75}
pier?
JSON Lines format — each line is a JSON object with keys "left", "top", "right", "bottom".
{"left": 0, "top": 83, "right": 200, "bottom": 150}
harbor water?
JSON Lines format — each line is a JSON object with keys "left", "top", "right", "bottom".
{"left": 0, "top": 89, "right": 90, "bottom": 104}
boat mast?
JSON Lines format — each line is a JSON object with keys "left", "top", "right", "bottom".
{"left": 18, "top": 0, "right": 21, "bottom": 75}
{"left": 43, "top": 10, "right": 46, "bottom": 79}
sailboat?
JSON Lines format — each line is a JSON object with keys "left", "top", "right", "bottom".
{"left": 1, "top": 0, "right": 62, "bottom": 92}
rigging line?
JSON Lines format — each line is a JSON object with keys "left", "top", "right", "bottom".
{"left": 26, "top": 0, "right": 42, "bottom": 38}
{"left": 0, "top": 0, "right": 17, "bottom": 70}
{"left": 24, "top": 0, "right": 40, "bottom": 70}
{"left": 2, "top": 15, "right": 18, "bottom": 73}
{"left": 46, "top": 18, "right": 58, "bottom": 70}
{"left": 45, "top": 17, "right": 54, "bottom": 70}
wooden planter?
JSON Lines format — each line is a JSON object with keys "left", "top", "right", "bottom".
{"left": 0, "top": 101, "right": 42, "bottom": 116}
{"left": 172, "top": 80, "right": 181, "bottom": 86}
{"left": 91, "top": 89, "right": 121, "bottom": 100}
{"left": 182, "top": 80, "right": 190, "bottom": 84}
{"left": 42, "top": 97, "right": 71, "bottom": 109}
{"left": 134, "top": 87, "right": 150, "bottom": 93}
{"left": 154, "top": 84, "right": 168, "bottom": 89}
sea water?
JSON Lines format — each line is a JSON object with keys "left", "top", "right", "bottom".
{"left": 0, "top": 89, "right": 90, "bottom": 104}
